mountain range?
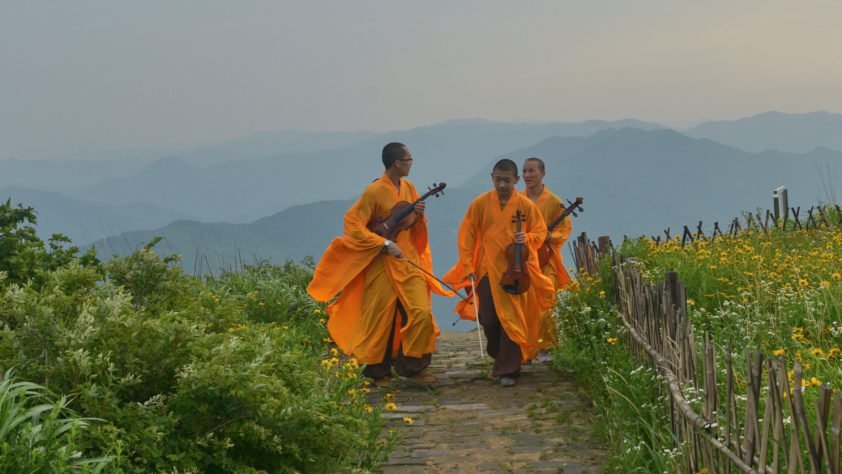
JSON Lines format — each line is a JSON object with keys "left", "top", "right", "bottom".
{"left": 5, "top": 111, "right": 841, "bottom": 254}
{"left": 90, "top": 127, "right": 842, "bottom": 272}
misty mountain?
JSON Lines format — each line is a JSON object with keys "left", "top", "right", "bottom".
{"left": 1, "top": 186, "right": 186, "bottom": 244}
{"left": 72, "top": 119, "right": 664, "bottom": 223}
{"left": 686, "top": 111, "right": 842, "bottom": 153}
{"left": 179, "top": 130, "right": 379, "bottom": 165}
{"left": 90, "top": 128, "right": 842, "bottom": 273}
{"left": 0, "top": 157, "right": 154, "bottom": 192}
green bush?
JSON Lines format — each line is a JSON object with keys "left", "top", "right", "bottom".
{"left": 0, "top": 204, "right": 391, "bottom": 472}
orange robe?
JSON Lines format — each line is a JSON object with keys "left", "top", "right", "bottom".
{"left": 307, "top": 174, "right": 445, "bottom": 364}
{"left": 443, "top": 189, "right": 555, "bottom": 361}
{"left": 522, "top": 187, "right": 572, "bottom": 350}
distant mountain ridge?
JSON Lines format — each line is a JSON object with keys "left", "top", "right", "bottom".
{"left": 91, "top": 127, "right": 842, "bottom": 273}
{"left": 1, "top": 186, "right": 186, "bottom": 243}
{"left": 686, "top": 111, "right": 842, "bottom": 153}
{"left": 71, "top": 118, "right": 666, "bottom": 223}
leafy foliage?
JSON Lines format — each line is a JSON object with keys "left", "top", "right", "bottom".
{"left": 554, "top": 209, "right": 842, "bottom": 470}
{"left": 0, "top": 201, "right": 390, "bottom": 472}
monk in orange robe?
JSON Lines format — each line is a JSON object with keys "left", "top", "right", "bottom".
{"left": 444, "top": 159, "right": 555, "bottom": 387}
{"left": 522, "top": 157, "right": 573, "bottom": 360}
{"left": 308, "top": 142, "right": 445, "bottom": 386}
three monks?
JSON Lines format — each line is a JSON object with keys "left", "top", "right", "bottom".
{"left": 309, "top": 146, "right": 573, "bottom": 388}
{"left": 307, "top": 142, "right": 444, "bottom": 387}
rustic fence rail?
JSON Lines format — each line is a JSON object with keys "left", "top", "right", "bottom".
{"left": 570, "top": 204, "right": 842, "bottom": 473}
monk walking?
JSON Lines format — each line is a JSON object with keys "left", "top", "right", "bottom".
{"left": 308, "top": 142, "right": 445, "bottom": 387}
{"left": 444, "top": 159, "right": 554, "bottom": 387}
{"left": 521, "top": 157, "right": 573, "bottom": 361}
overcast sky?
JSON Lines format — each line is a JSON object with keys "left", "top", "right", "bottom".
{"left": 2, "top": 1, "right": 841, "bottom": 158}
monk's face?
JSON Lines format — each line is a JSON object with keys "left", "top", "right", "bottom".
{"left": 522, "top": 160, "right": 544, "bottom": 189}
{"left": 393, "top": 146, "right": 413, "bottom": 177}
{"left": 491, "top": 169, "right": 519, "bottom": 200}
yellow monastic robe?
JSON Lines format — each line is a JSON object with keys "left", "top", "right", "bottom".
{"left": 522, "top": 187, "right": 573, "bottom": 350}
{"left": 307, "top": 174, "right": 446, "bottom": 364}
{"left": 443, "top": 189, "right": 555, "bottom": 361}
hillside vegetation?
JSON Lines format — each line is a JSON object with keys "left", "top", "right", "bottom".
{"left": 0, "top": 200, "right": 390, "bottom": 473}
{"left": 554, "top": 206, "right": 842, "bottom": 471}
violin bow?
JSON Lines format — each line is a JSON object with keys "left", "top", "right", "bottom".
{"left": 398, "top": 256, "right": 471, "bottom": 303}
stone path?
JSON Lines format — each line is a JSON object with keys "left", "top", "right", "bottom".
{"left": 374, "top": 331, "right": 606, "bottom": 473}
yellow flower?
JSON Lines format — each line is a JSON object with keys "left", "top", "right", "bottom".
{"left": 687, "top": 298, "right": 695, "bottom": 306}
{"left": 798, "top": 278, "right": 809, "bottom": 287}
{"left": 364, "top": 404, "right": 373, "bottom": 414}
{"left": 811, "top": 348, "right": 825, "bottom": 358}
{"left": 828, "top": 348, "right": 841, "bottom": 359}
{"left": 832, "top": 272, "right": 842, "bottom": 281}
{"left": 385, "top": 402, "right": 397, "bottom": 411}
{"left": 772, "top": 349, "right": 785, "bottom": 357}
{"left": 820, "top": 281, "right": 831, "bottom": 289}
{"left": 402, "top": 417, "right": 414, "bottom": 425}
{"left": 329, "top": 348, "right": 339, "bottom": 358}
{"left": 606, "top": 337, "right": 618, "bottom": 344}
{"left": 810, "top": 377, "right": 822, "bottom": 387}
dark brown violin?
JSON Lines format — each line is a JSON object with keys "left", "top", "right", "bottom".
{"left": 368, "top": 182, "right": 446, "bottom": 240}
{"left": 500, "top": 209, "right": 530, "bottom": 295}
{"left": 536, "top": 197, "right": 584, "bottom": 267}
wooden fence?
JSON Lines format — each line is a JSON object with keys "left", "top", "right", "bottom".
{"left": 570, "top": 206, "right": 842, "bottom": 472}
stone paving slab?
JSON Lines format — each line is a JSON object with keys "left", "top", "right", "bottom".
{"left": 372, "top": 331, "right": 606, "bottom": 473}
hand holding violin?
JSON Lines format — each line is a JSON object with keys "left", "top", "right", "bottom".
{"left": 514, "top": 231, "right": 526, "bottom": 244}
{"left": 413, "top": 201, "right": 426, "bottom": 215}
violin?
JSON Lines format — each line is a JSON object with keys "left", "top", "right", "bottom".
{"left": 368, "top": 182, "right": 446, "bottom": 240}
{"left": 500, "top": 209, "right": 530, "bottom": 295}
{"left": 537, "top": 197, "right": 584, "bottom": 267}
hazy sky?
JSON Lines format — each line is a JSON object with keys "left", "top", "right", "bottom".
{"left": 2, "top": 1, "right": 841, "bottom": 158}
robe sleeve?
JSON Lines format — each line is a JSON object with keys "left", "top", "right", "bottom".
{"left": 307, "top": 189, "right": 386, "bottom": 302}
{"left": 455, "top": 202, "right": 479, "bottom": 278}
{"left": 343, "top": 189, "right": 388, "bottom": 250}
{"left": 443, "top": 199, "right": 480, "bottom": 294}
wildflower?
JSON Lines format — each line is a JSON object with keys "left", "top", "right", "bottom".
{"left": 385, "top": 402, "right": 397, "bottom": 411}
{"left": 330, "top": 348, "right": 339, "bottom": 357}
{"left": 772, "top": 349, "right": 785, "bottom": 357}
{"left": 833, "top": 272, "right": 842, "bottom": 281}
{"left": 687, "top": 298, "right": 695, "bottom": 306}
{"left": 828, "top": 348, "right": 841, "bottom": 359}
{"left": 364, "top": 404, "right": 373, "bottom": 414}
{"left": 820, "top": 281, "right": 831, "bottom": 289}
{"left": 811, "top": 348, "right": 825, "bottom": 358}
{"left": 606, "top": 337, "right": 618, "bottom": 344}
{"left": 810, "top": 377, "right": 822, "bottom": 387}
{"left": 402, "top": 417, "right": 414, "bottom": 425}
{"left": 598, "top": 290, "right": 606, "bottom": 297}
{"left": 798, "top": 278, "right": 809, "bottom": 287}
